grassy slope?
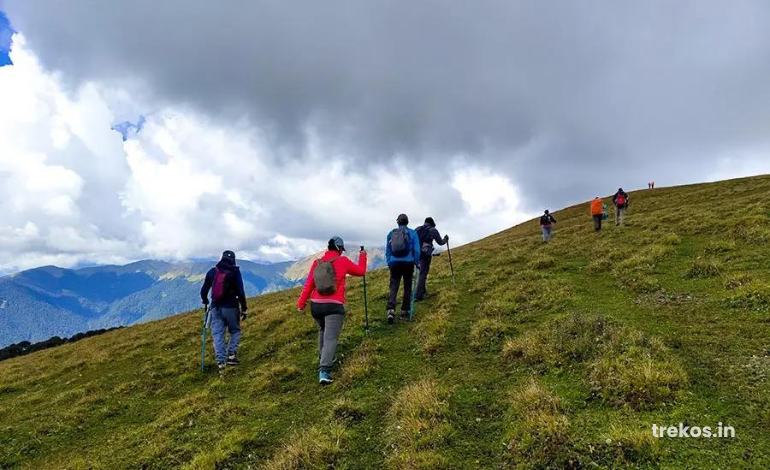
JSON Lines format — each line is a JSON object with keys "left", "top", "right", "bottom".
{"left": 1, "top": 175, "right": 770, "bottom": 469}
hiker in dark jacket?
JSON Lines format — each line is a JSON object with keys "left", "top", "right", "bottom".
{"left": 385, "top": 213, "right": 421, "bottom": 324}
{"left": 201, "top": 250, "right": 248, "bottom": 370}
{"left": 612, "top": 188, "right": 629, "bottom": 226}
{"left": 415, "top": 217, "right": 448, "bottom": 301}
{"left": 539, "top": 210, "right": 556, "bottom": 242}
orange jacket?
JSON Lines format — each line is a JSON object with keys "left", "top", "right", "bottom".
{"left": 590, "top": 198, "right": 604, "bottom": 215}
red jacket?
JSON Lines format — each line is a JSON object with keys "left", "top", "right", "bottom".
{"left": 296, "top": 250, "right": 367, "bottom": 309}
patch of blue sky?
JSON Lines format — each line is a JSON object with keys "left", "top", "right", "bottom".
{"left": 0, "top": 10, "right": 14, "bottom": 67}
{"left": 111, "top": 115, "right": 147, "bottom": 141}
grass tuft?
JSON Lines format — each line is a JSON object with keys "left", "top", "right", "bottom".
{"left": 724, "top": 284, "right": 770, "bottom": 312}
{"left": 469, "top": 317, "right": 512, "bottom": 351}
{"left": 505, "top": 378, "right": 573, "bottom": 467}
{"left": 504, "top": 314, "right": 687, "bottom": 408}
{"left": 336, "top": 339, "right": 380, "bottom": 387}
{"left": 385, "top": 379, "right": 453, "bottom": 469}
{"left": 330, "top": 398, "right": 365, "bottom": 423}
{"left": 528, "top": 254, "right": 556, "bottom": 270}
{"left": 415, "top": 290, "right": 458, "bottom": 355}
{"left": 704, "top": 239, "right": 736, "bottom": 254}
{"left": 684, "top": 258, "right": 721, "bottom": 279}
{"left": 262, "top": 422, "right": 347, "bottom": 470}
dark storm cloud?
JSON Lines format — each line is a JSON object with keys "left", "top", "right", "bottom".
{"left": 4, "top": 0, "right": 770, "bottom": 210}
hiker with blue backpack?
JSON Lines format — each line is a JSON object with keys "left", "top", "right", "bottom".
{"left": 385, "top": 214, "right": 421, "bottom": 324}
{"left": 415, "top": 217, "right": 448, "bottom": 301}
{"left": 200, "top": 250, "right": 248, "bottom": 371}
{"left": 296, "top": 237, "right": 367, "bottom": 385}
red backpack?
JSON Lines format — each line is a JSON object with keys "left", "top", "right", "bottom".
{"left": 616, "top": 193, "right": 626, "bottom": 206}
{"left": 211, "top": 268, "right": 229, "bottom": 303}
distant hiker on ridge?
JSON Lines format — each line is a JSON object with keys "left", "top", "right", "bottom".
{"left": 296, "top": 237, "right": 367, "bottom": 385}
{"left": 415, "top": 217, "right": 448, "bottom": 301}
{"left": 385, "top": 214, "right": 421, "bottom": 324}
{"left": 590, "top": 197, "right": 605, "bottom": 232}
{"left": 200, "top": 250, "right": 248, "bottom": 371}
{"left": 539, "top": 210, "right": 557, "bottom": 242}
{"left": 613, "top": 187, "right": 629, "bottom": 226}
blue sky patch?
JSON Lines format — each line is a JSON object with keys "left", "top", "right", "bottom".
{"left": 0, "top": 10, "right": 14, "bottom": 67}
{"left": 111, "top": 115, "right": 146, "bottom": 141}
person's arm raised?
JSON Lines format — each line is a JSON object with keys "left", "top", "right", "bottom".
{"left": 347, "top": 249, "right": 368, "bottom": 277}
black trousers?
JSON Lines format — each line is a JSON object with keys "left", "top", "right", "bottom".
{"left": 387, "top": 262, "right": 414, "bottom": 312}
{"left": 593, "top": 215, "right": 603, "bottom": 231}
{"left": 415, "top": 254, "right": 432, "bottom": 300}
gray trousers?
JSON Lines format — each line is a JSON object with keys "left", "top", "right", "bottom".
{"left": 311, "top": 303, "right": 345, "bottom": 372}
{"left": 615, "top": 206, "right": 626, "bottom": 225}
{"left": 541, "top": 225, "right": 553, "bottom": 241}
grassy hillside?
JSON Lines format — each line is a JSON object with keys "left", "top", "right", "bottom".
{"left": 2, "top": 175, "right": 769, "bottom": 469}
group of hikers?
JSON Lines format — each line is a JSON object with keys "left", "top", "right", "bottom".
{"left": 200, "top": 215, "right": 448, "bottom": 384}
{"left": 201, "top": 188, "right": 636, "bottom": 383}
{"left": 540, "top": 187, "right": 631, "bottom": 241}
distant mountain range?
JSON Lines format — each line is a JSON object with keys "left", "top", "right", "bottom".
{"left": 0, "top": 249, "right": 385, "bottom": 347}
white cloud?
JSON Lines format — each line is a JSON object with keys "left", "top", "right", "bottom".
{"left": 0, "top": 33, "right": 534, "bottom": 273}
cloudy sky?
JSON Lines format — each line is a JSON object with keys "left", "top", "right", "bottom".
{"left": 1, "top": 1, "right": 769, "bottom": 273}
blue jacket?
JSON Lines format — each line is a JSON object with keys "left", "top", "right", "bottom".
{"left": 385, "top": 225, "right": 421, "bottom": 266}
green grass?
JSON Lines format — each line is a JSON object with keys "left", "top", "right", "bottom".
{"left": 2, "top": 175, "right": 770, "bottom": 468}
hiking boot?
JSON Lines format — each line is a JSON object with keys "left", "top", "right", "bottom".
{"left": 400, "top": 310, "right": 410, "bottom": 320}
{"left": 217, "top": 362, "right": 226, "bottom": 372}
{"left": 319, "top": 370, "right": 333, "bottom": 385}
{"left": 387, "top": 309, "right": 395, "bottom": 324}
{"left": 226, "top": 354, "right": 239, "bottom": 366}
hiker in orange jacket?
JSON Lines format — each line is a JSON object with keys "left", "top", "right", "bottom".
{"left": 590, "top": 197, "right": 604, "bottom": 231}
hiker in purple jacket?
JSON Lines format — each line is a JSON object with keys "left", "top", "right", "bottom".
{"left": 201, "top": 250, "right": 248, "bottom": 370}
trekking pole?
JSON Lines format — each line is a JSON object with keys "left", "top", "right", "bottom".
{"left": 410, "top": 266, "right": 419, "bottom": 321}
{"left": 200, "top": 304, "right": 209, "bottom": 371}
{"left": 361, "top": 246, "right": 369, "bottom": 335}
{"left": 446, "top": 240, "right": 456, "bottom": 286}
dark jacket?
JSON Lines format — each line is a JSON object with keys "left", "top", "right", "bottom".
{"left": 200, "top": 258, "right": 247, "bottom": 310}
{"left": 416, "top": 223, "right": 447, "bottom": 257}
{"left": 613, "top": 190, "right": 629, "bottom": 208}
{"left": 539, "top": 214, "right": 556, "bottom": 226}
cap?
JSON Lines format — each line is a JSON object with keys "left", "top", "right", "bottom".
{"left": 331, "top": 236, "right": 345, "bottom": 252}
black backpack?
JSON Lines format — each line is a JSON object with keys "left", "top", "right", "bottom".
{"left": 415, "top": 224, "right": 430, "bottom": 244}
{"left": 415, "top": 224, "right": 434, "bottom": 255}
{"left": 390, "top": 227, "right": 410, "bottom": 257}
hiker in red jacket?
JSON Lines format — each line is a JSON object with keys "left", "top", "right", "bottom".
{"left": 296, "top": 236, "right": 367, "bottom": 385}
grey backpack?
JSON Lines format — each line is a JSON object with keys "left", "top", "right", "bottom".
{"left": 390, "top": 227, "right": 410, "bottom": 257}
{"left": 313, "top": 256, "right": 340, "bottom": 295}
